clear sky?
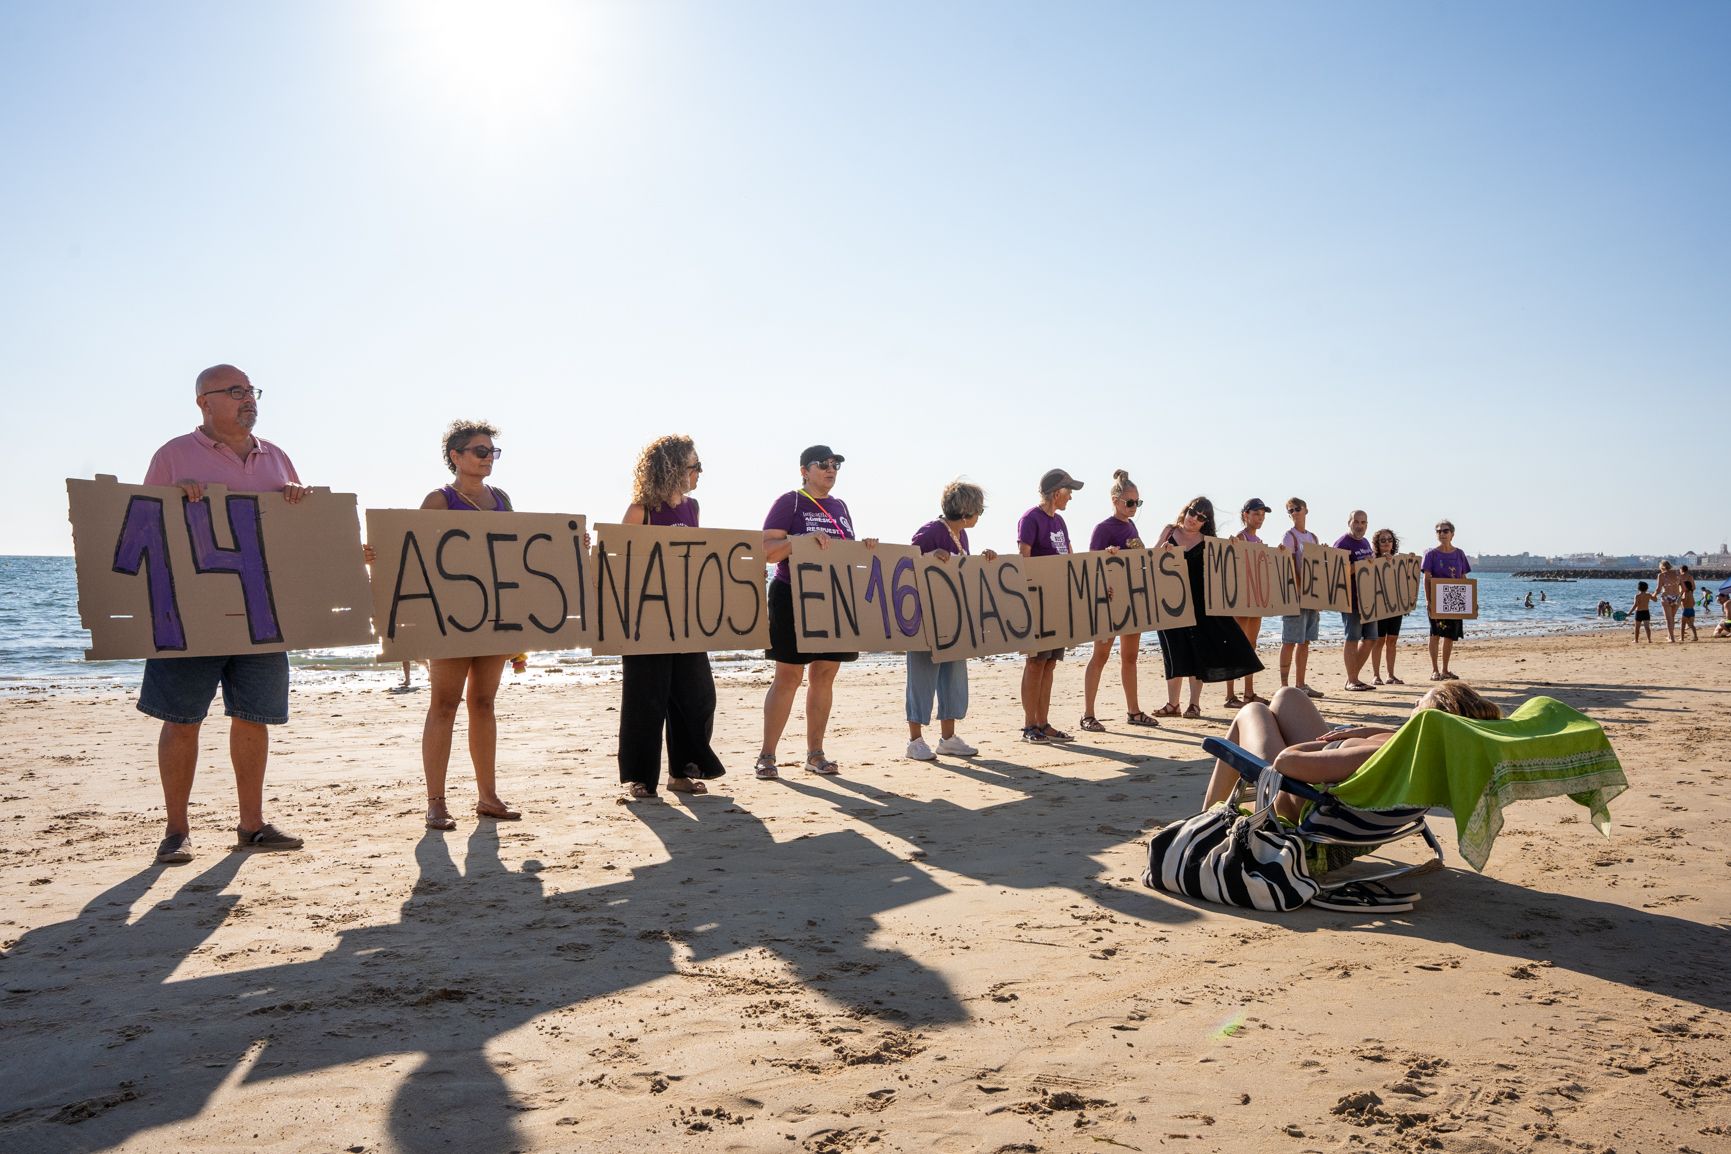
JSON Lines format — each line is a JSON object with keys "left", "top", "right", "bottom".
{"left": 4, "top": 1, "right": 1727, "bottom": 559}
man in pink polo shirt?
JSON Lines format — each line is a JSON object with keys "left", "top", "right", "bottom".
{"left": 140, "top": 364, "right": 311, "bottom": 864}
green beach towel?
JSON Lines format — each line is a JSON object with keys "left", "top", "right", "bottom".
{"left": 1328, "top": 696, "right": 1627, "bottom": 872}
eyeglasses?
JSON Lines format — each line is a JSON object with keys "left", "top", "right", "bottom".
{"left": 1436, "top": 527, "right": 1453, "bottom": 534}
{"left": 1183, "top": 508, "right": 1205, "bottom": 520}
{"left": 810, "top": 459, "right": 842, "bottom": 471}
{"left": 461, "top": 446, "right": 503, "bottom": 460}
{"left": 201, "top": 385, "right": 262, "bottom": 401}
{"left": 1121, "top": 498, "right": 1143, "bottom": 508}
{"left": 687, "top": 460, "right": 703, "bottom": 473}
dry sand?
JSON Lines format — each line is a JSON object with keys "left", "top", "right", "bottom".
{"left": 1, "top": 632, "right": 1727, "bottom": 1154}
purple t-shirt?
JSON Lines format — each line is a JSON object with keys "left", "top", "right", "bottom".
{"left": 911, "top": 519, "right": 968, "bottom": 556}
{"left": 646, "top": 498, "right": 699, "bottom": 528}
{"left": 1089, "top": 517, "right": 1143, "bottom": 552}
{"left": 765, "top": 489, "right": 855, "bottom": 584}
{"left": 1422, "top": 547, "right": 1472, "bottom": 580}
{"left": 1334, "top": 532, "right": 1374, "bottom": 564}
{"left": 1018, "top": 506, "right": 1071, "bottom": 557}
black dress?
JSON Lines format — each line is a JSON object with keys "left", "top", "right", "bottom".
{"left": 1155, "top": 538, "right": 1264, "bottom": 683}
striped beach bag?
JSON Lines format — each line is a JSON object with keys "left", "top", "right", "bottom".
{"left": 1142, "top": 768, "right": 1319, "bottom": 912}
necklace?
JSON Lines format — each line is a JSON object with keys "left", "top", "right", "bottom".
{"left": 452, "top": 485, "right": 491, "bottom": 510}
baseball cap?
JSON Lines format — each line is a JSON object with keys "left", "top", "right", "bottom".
{"left": 1039, "top": 468, "right": 1084, "bottom": 495}
{"left": 800, "top": 445, "right": 845, "bottom": 467}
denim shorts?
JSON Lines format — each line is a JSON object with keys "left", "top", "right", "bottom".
{"left": 1342, "top": 614, "right": 1380, "bottom": 642}
{"left": 138, "top": 653, "right": 291, "bottom": 725}
{"left": 1281, "top": 609, "right": 1319, "bottom": 645}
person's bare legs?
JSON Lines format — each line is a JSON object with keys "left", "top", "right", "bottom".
{"left": 1202, "top": 686, "right": 1330, "bottom": 806}
{"left": 1120, "top": 634, "right": 1141, "bottom": 714}
{"left": 230, "top": 719, "right": 268, "bottom": 833}
{"left": 1023, "top": 656, "right": 1058, "bottom": 728}
{"left": 1235, "top": 619, "right": 1259, "bottom": 699}
{"left": 422, "top": 657, "right": 471, "bottom": 826}
{"left": 1438, "top": 637, "right": 1455, "bottom": 676}
{"left": 1036, "top": 659, "right": 1058, "bottom": 728}
{"left": 158, "top": 721, "right": 201, "bottom": 837}
{"left": 1279, "top": 642, "right": 1294, "bottom": 686}
{"left": 1662, "top": 601, "right": 1678, "bottom": 642}
{"left": 804, "top": 660, "right": 840, "bottom": 756}
{"left": 463, "top": 655, "right": 511, "bottom": 814}
{"left": 1082, "top": 639, "right": 1111, "bottom": 719}
{"left": 1294, "top": 641, "right": 1311, "bottom": 689}
{"left": 761, "top": 662, "right": 805, "bottom": 758}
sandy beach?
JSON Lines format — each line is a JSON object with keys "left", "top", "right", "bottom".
{"left": 1, "top": 631, "right": 1726, "bottom": 1154}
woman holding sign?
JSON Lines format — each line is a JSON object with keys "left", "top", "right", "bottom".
{"left": 1422, "top": 520, "right": 1471, "bottom": 680}
{"left": 1222, "top": 497, "right": 1272, "bottom": 708}
{"left": 758, "top": 445, "right": 863, "bottom": 778}
{"left": 419, "top": 420, "right": 521, "bottom": 829}
{"left": 904, "top": 481, "right": 994, "bottom": 759}
{"left": 617, "top": 435, "right": 727, "bottom": 800}
{"left": 1018, "top": 468, "right": 1083, "bottom": 743}
{"left": 1080, "top": 471, "right": 1159, "bottom": 731}
{"left": 1151, "top": 497, "right": 1262, "bottom": 719}
{"left": 1369, "top": 528, "right": 1406, "bottom": 685}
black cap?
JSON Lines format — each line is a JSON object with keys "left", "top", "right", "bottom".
{"left": 1242, "top": 497, "right": 1271, "bottom": 513}
{"left": 800, "top": 445, "right": 845, "bottom": 467}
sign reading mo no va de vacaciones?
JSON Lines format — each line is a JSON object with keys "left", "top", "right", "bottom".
{"left": 68, "top": 476, "right": 373, "bottom": 660}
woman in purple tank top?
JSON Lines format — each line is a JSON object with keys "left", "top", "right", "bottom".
{"left": 617, "top": 435, "right": 725, "bottom": 799}
{"left": 417, "top": 420, "right": 521, "bottom": 830}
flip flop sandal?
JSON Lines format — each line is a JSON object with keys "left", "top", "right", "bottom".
{"left": 1344, "top": 683, "right": 1373, "bottom": 692}
{"left": 1153, "top": 704, "right": 1182, "bottom": 718}
{"left": 1372, "top": 677, "right": 1385, "bottom": 685}
{"left": 1441, "top": 672, "right": 1459, "bottom": 680}
{"left": 1078, "top": 715, "right": 1107, "bottom": 732}
{"left": 1429, "top": 672, "right": 1448, "bottom": 681}
{"left": 1311, "top": 881, "right": 1415, "bottom": 913}
{"left": 805, "top": 752, "right": 841, "bottom": 776}
{"left": 1244, "top": 693, "right": 1269, "bottom": 705}
{"left": 476, "top": 802, "right": 522, "bottom": 820}
{"left": 753, "top": 755, "right": 780, "bottom": 780}
{"left": 1385, "top": 676, "right": 1405, "bottom": 685}
{"left": 1183, "top": 704, "right": 1201, "bottom": 719}
{"left": 1125, "top": 711, "right": 1160, "bottom": 728}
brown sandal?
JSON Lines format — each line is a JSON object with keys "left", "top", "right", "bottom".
{"left": 1125, "top": 710, "right": 1160, "bottom": 728}
{"left": 1153, "top": 703, "right": 1182, "bottom": 718}
{"left": 1183, "top": 704, "right": 1201, "bottom": 719}
{"left": 476, "top": 800, "right": 522, "bottom": 820}
{"left": 1078, "top": 715, "right": 1106, "bottom": 732}
{"left": 666, "top": 776, "right": 707, "bottom": 795}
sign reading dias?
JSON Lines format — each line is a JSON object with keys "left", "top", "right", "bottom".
{"left": 789, "top": 540, "right": 1197, "bottom": 661}
{"left": 1295, "top": 543, "right": 1354, "bottom": 614}
{"left": 68, "top": 476, "right": 373, "bottom": 660}
{"left": 1203, "top": 537, "right": 1300, "bottom": 617}
{"left": 367, "top": 509, "right": 592, "bottom": 660}
{"left": 590, "top": 523, "right": 769, "bottom": 655}
{"left": 1352, "top": 554, "right": 1425, "bottom": 623}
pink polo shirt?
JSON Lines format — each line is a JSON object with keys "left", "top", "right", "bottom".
{"left": 143, "top": 428, "right": 301, "bottom": 492}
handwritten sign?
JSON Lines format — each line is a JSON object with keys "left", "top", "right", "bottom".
{"left": 1295, "top": 542, "right": 1354, "bottom": 614}
{"left": 590, "top": 523, "right": 769, "bottom": 655}
{"left": 367, "top": 509, "right": 592, "bottom": 660}
{"left": 69, "top": 475, "right": 373, "bottom": 660}
{"left": 1353, "top": 554, "right": 1425, "bottom": 623}
{"left": 1427, "top": 576, "right": 1479, "bottom": 621}
{"left": 1203, "top": 537, "right": 1300, "bottom": 617}
{"left": 789, "top": 538, "right": 926, "bottom": 653}
{"left": 917, "top": 553, "right": 1037, "bottom": 663}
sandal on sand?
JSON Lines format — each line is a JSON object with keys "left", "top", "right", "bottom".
{"left": 1311, "top": 881, "right": 1416, "bottom": 914}
{"left": 805, "top": 751, "right": 840, "bottom": 776}
{"left": 620, "top": 781, "right": 655, "bottom": 802}
{"left": 476, "top": 801, "right": 522, "bottom": 821}
{"left": 1385, "top": 675, "right": 1405, "bottom": 686}
{"left": 1344, "top": 682, "right": 1373, "bottom": 693}
{"left": 666, "top": 776, "right": 707, "bottom": 795}
{"left": 1022, "top": 726, "right": 1050, "bottom": 744}
{"left": 1153, "top": 703, "right": 1182, "bottom": 718}
{"left": 1125, "top": 710, "right": 1160, "bottom": 728}
{"left": 1222, "top": 695, "right": 1244, "bottom": 708}
{"left": 1040, "top": 724, "right": 1072, "bottom": 741}
{"left": 1183, "top": 704, "right": 1201, "bottom": 719}
{"left": 1373, "top": 676, "right": 1385, "bottom": 685}
{"left": 1078, "top": 715, "right": 1106, "bottom": 732}
{"left": 1441, "top": 671, "right": 1459, "bottom": 680}
{"left": 425, "top": 796, "right": 457, "bottom": 831}
{"left": 1244, "top": 693, "right": 1268, "bottom": 705}
{"left": 1430, "top": 671, "right": 1448, "bottom": 681}
{"left": 753, "top": 755, "right": 779, "bottom": 780}
{"left": 1300, "top": 685, "right": 1325, "bottom": 699}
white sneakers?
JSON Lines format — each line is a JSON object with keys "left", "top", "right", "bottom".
{"left": 907, "top": 735, "right": 979, "bottom": 759}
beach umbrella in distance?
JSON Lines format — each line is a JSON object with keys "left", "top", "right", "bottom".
{"left": 1718, "top": 576, "right": 1731, "bottom": 595}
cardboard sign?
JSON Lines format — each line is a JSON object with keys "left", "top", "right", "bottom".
{"left": 789, "top": 537, "right": 927, "bottom": 653}
{"left": 367, "top": 508, "right": 592, "bottom": 660}
{"left": 917, "top": 553, "right": 1038, "bottom": 663}
{"left": 1295, "top": 542, "right": 1354, "bottom": 614}
{"left": 1203, "top": 537, "right": 1300, "bottom": 617}
{"left": 69, "top": 475, "right": 373, "bottom": 660}
{"left": 1427, "top": 576, "right": 1479, "bottom": 620}
{"left": 1352, "top": 553, "right": 1425, "bottom": 623}
{"left": 590, "top": 523, "right": 769, "bottom": 655}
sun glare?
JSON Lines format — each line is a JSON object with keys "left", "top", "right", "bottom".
{"left": 385, "top": 0, "right": 603, "bottom": 126}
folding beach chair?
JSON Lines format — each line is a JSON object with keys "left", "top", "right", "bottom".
{"left": 1197, "top": 695, "right": 1626, "bottom": 911}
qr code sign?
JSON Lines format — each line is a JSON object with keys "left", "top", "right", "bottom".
{"left": 1437, "top": 584, "right": 1471, "bottom": 615}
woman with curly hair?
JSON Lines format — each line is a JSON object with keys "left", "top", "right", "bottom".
{"left": 418, "top": 420, "right": 520, "bottom": 829}
{"left": 1150, "top": 496, "right": 1263, "bottom": 719}
{"left": 617, "top": 435, "right": 726, "bottom": 800}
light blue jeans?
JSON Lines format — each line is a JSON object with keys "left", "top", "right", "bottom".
{"left": 905, "top": 650, "right": 969, "bottom": 724}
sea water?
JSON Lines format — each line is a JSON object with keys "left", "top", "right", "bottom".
{"left": 0, "top": 555, "right": 1677, "bottom": 694}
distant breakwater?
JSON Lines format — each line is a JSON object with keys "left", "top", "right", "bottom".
{"left": 1512, "top": 568, "right": 1727, "bottom": 581}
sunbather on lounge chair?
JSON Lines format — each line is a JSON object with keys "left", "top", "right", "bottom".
{"left": 1201, "top": 683, "right": 1502, "bottom": 820}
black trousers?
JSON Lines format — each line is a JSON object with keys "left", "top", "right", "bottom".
{"left": 617, "top": 652, "right": 724, "bottom": 788}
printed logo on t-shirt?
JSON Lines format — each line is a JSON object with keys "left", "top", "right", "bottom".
{"left": 803, "top": 509, "right": 853, "bottom": 537}
{"left": 1049, "top": 530, "right": 1069, "bottom": 555}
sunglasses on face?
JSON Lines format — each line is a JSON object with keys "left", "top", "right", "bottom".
{"left": 1436, "top": 528, "right": 1453, "bottom": 534}
{"left": 1121, "top": 498, "right": 1143, "bottom": 508}
{"left": 461, "top": 446, "right": 503, "bottom": 460}
{"left": 202, "top": 385, "right": 261, "bottom": 401}
{"left": 810, "top": 459, "right": 841, "bottom": 471}
{"left": 687, "top": 460, "right": 702, "bottom": 473}
{"left": 1184, "top": 509, "right": 1205, "bottom": 520}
